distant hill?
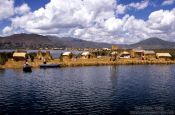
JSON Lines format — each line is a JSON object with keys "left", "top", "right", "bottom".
{"left": 129, "top": 37, "right": 175, "bottom": 49}
{"left": 0, "top": 34, "right": 112, "bottom": 49}
{"left": 0, "top": 34, "right": 175, "bottom": 49}
{"left": 0, "top": 34, "right": 53, "bottom": 49}
{"left": 48, "top": 36, "right": 112, "bottom": 48}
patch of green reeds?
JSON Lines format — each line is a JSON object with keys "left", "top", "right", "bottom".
{"left": 0, "top": 52, "right": 13, "bottom": 65}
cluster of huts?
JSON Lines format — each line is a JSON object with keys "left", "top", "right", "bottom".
{"left": 109, "top": 49, "right": 172, "bottom": 61}
{"left": 60, "top": 51, "right": 94, "bottom": 61}
{"left": 12, "top": 49, "right": 173, "bottom": 62}
{"left": 131, "top": 49, "right": 172, "bottom": 61}
{"left": 57, "top": 50, "right": 173, "bottom": 61}
{"left": 12, "top": 50, "right": 53, "bottom": 61}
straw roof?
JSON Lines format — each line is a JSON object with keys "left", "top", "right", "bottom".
{"left": 111, "top": 51, "right": 118, "bottom": 55}
{"left": 122, "top": 51, "right": 130, "bottom": 55}
{"left": 13, "top": 52, "right": 26, "bottom": 57}
{"left": 102, "top": 48, "right": 111, "bottom": 51}
{"left": 156, "top": 53, "right": 172, "bottom": 57}
{"left": 62, "top": 52, "right": 72, "bottom": 56}
{"left": 144, "top": 50, "right": 155, "bottom": 55}
{"left": 133, "top": 49, "right": 145, "bottom": 53}
{"left": 81, "top": 51, "right": 90, "bottom": 56}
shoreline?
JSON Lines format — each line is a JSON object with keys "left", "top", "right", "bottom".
{"left": 1, "top": 58, "right": 175, "bottom": 69}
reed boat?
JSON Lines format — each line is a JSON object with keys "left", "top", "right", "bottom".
{"left": 23, "top": 64, "right": 32, "bottom": 72}
{"left": 40, "top": 64, "right": 60, "bottom": 68}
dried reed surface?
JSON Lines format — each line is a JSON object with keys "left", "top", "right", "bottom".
{"left": 1, "top": 57, "right": 175, "bottom": 69}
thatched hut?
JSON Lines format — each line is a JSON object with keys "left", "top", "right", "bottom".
{"left": 132, "top": 49, "right": 144, "bottom": 58}
{"left": 81, "top": 51, "right": 93, "bottom": 59}
{"left": 61, "top": 52, "right": 73, "bottom": 60}
{"left": 111, "top": 51, "right": 118, "bottom": 55}
{"left": 143, "top": 50, "right": 156, "bottom": 60}
{"left": 13, "top": 51, "right": 27, "bottom": 61}
{"left": 119, "top": 51, "right": 131, "bottom": 59}
{"left": 156, "top": 53, "right": 172, "bottom": 61}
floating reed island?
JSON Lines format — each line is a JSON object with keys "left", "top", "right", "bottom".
{"left": 1, "top": 48, "right": 175, "bottom": 69}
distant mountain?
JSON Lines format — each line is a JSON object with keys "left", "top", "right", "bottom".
{"left": 129, "top": 37, "right": 175, "bottom": 49}
{"left": 0, "top": 34, "right": 112, "bottom": 49}
{"left": 0, "top": 34, "right": 53, "bottom": 49}
{"left": 0, "top": 34, "right": 175, "bottom": 49}
{"left": 48, "top": 36, "right": 112, "bottom": 48}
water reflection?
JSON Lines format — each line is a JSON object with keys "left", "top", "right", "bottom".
{"left": 109, "top": 66, "right": 118, "bottom": 78}
{"left": 0, "top": 69, "right": 5, "bottom": 76}
{"left": 0, "top": 65, "right": 175, "bottom": 114}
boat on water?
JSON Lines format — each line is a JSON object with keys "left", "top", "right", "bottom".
{"left": 40, "top": 64, "right": 60, "bottom": 68}
{"left": 23, "top": 64, "right": 32, "bottom": 72}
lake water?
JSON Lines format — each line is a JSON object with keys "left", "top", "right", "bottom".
{"left": 0, "top": 65, "right": 175, "bottom": 114}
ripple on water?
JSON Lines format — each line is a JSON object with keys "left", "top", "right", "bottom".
{"left": 0, "top": 65, "right": 175, "bottom": 114}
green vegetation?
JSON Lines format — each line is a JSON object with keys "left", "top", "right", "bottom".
{"left": 0, "top": 52, "right": 13, "bottom": 65}
{"left": 27, "top": 52, "right": 37, "bottom": 62}
{"left": 92, "top": 50, "right": 111, "bottom": 57}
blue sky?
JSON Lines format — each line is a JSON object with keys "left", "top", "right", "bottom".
{"left": 14, "top": 0, "right": 49, "bottom": 11}
{"left": 0, "top": 0, "right": 175, "bottom": 44}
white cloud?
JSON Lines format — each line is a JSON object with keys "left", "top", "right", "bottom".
{"left": 148, "top": 9, "right": 175, "bottom": 30}
{"left": 129, "top": 0, "right": 149, "bottom": 10}
{"left": 3, "top": 0, "right": 175, "bottom": 44}
{"left": 0, "top": 0, "right": 14, "bottom": 20}
{"left": 104, "top": 17, "right": 123, "bottom": 31}
{"left": 2, "top": 26, "right": 13, "bottom": 35}
{"left": 8, "top": 0, "right": 115, "bottom": 33}
{"left": 15, "top": 3, "right": 30, "bottom": 15}
{"left": 147, "top": 9, "right": 175, "bottom": 41}
{"left": 0, "top": 1, "right": 30, "bottom": 20}
{"left": 115, "top": 1, "right": 149, "bottom": 15}
{"left": 115, "top": 4, "right": 126, "bottom": 14}
{"left": 162, "top": 0, "right": 174, "bottom": 6}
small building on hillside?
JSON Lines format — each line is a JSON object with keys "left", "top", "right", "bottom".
{"left": 61, "top": 52, "right": 73, "bottom": 60}
{"left": 156, "top": 53, "right": 172, "bottom": 61}
{"left": 81, "top": 51, "right": 93, "bottom": 59}
{"left": 13, "top": 51, "right": 27, "bottom": 61}
{"left": 119, "top": 51, "right": 131, "bottom": 59}
{"left": 143, "top": 50, "right": 156, "bottom": 60}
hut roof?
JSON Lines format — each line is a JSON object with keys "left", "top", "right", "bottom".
{"left": 122, "top": 51, "right": 130, "bottom": 55}
{"left": 156, "top": 53, "right": 171, "bottom": 57}
{"left": 62, "top": 52, "right": 72, "bottom": 56}
{"left": 111, "top": 51, "right": 118, "bottom": 55}
{"left": 13, "top": 52, "right": 26, "bottom": 57}
{"left": 144, "top": 50, "right": 155, "bottom": 55}
{"left": 102, "top": 48, "right": 111, "bottom": 51}
{"left": 133, "top": 49, "right": 145, "bottom": 53}
{"left": 81, "top": 51, "right": 90, "bottom": 56}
